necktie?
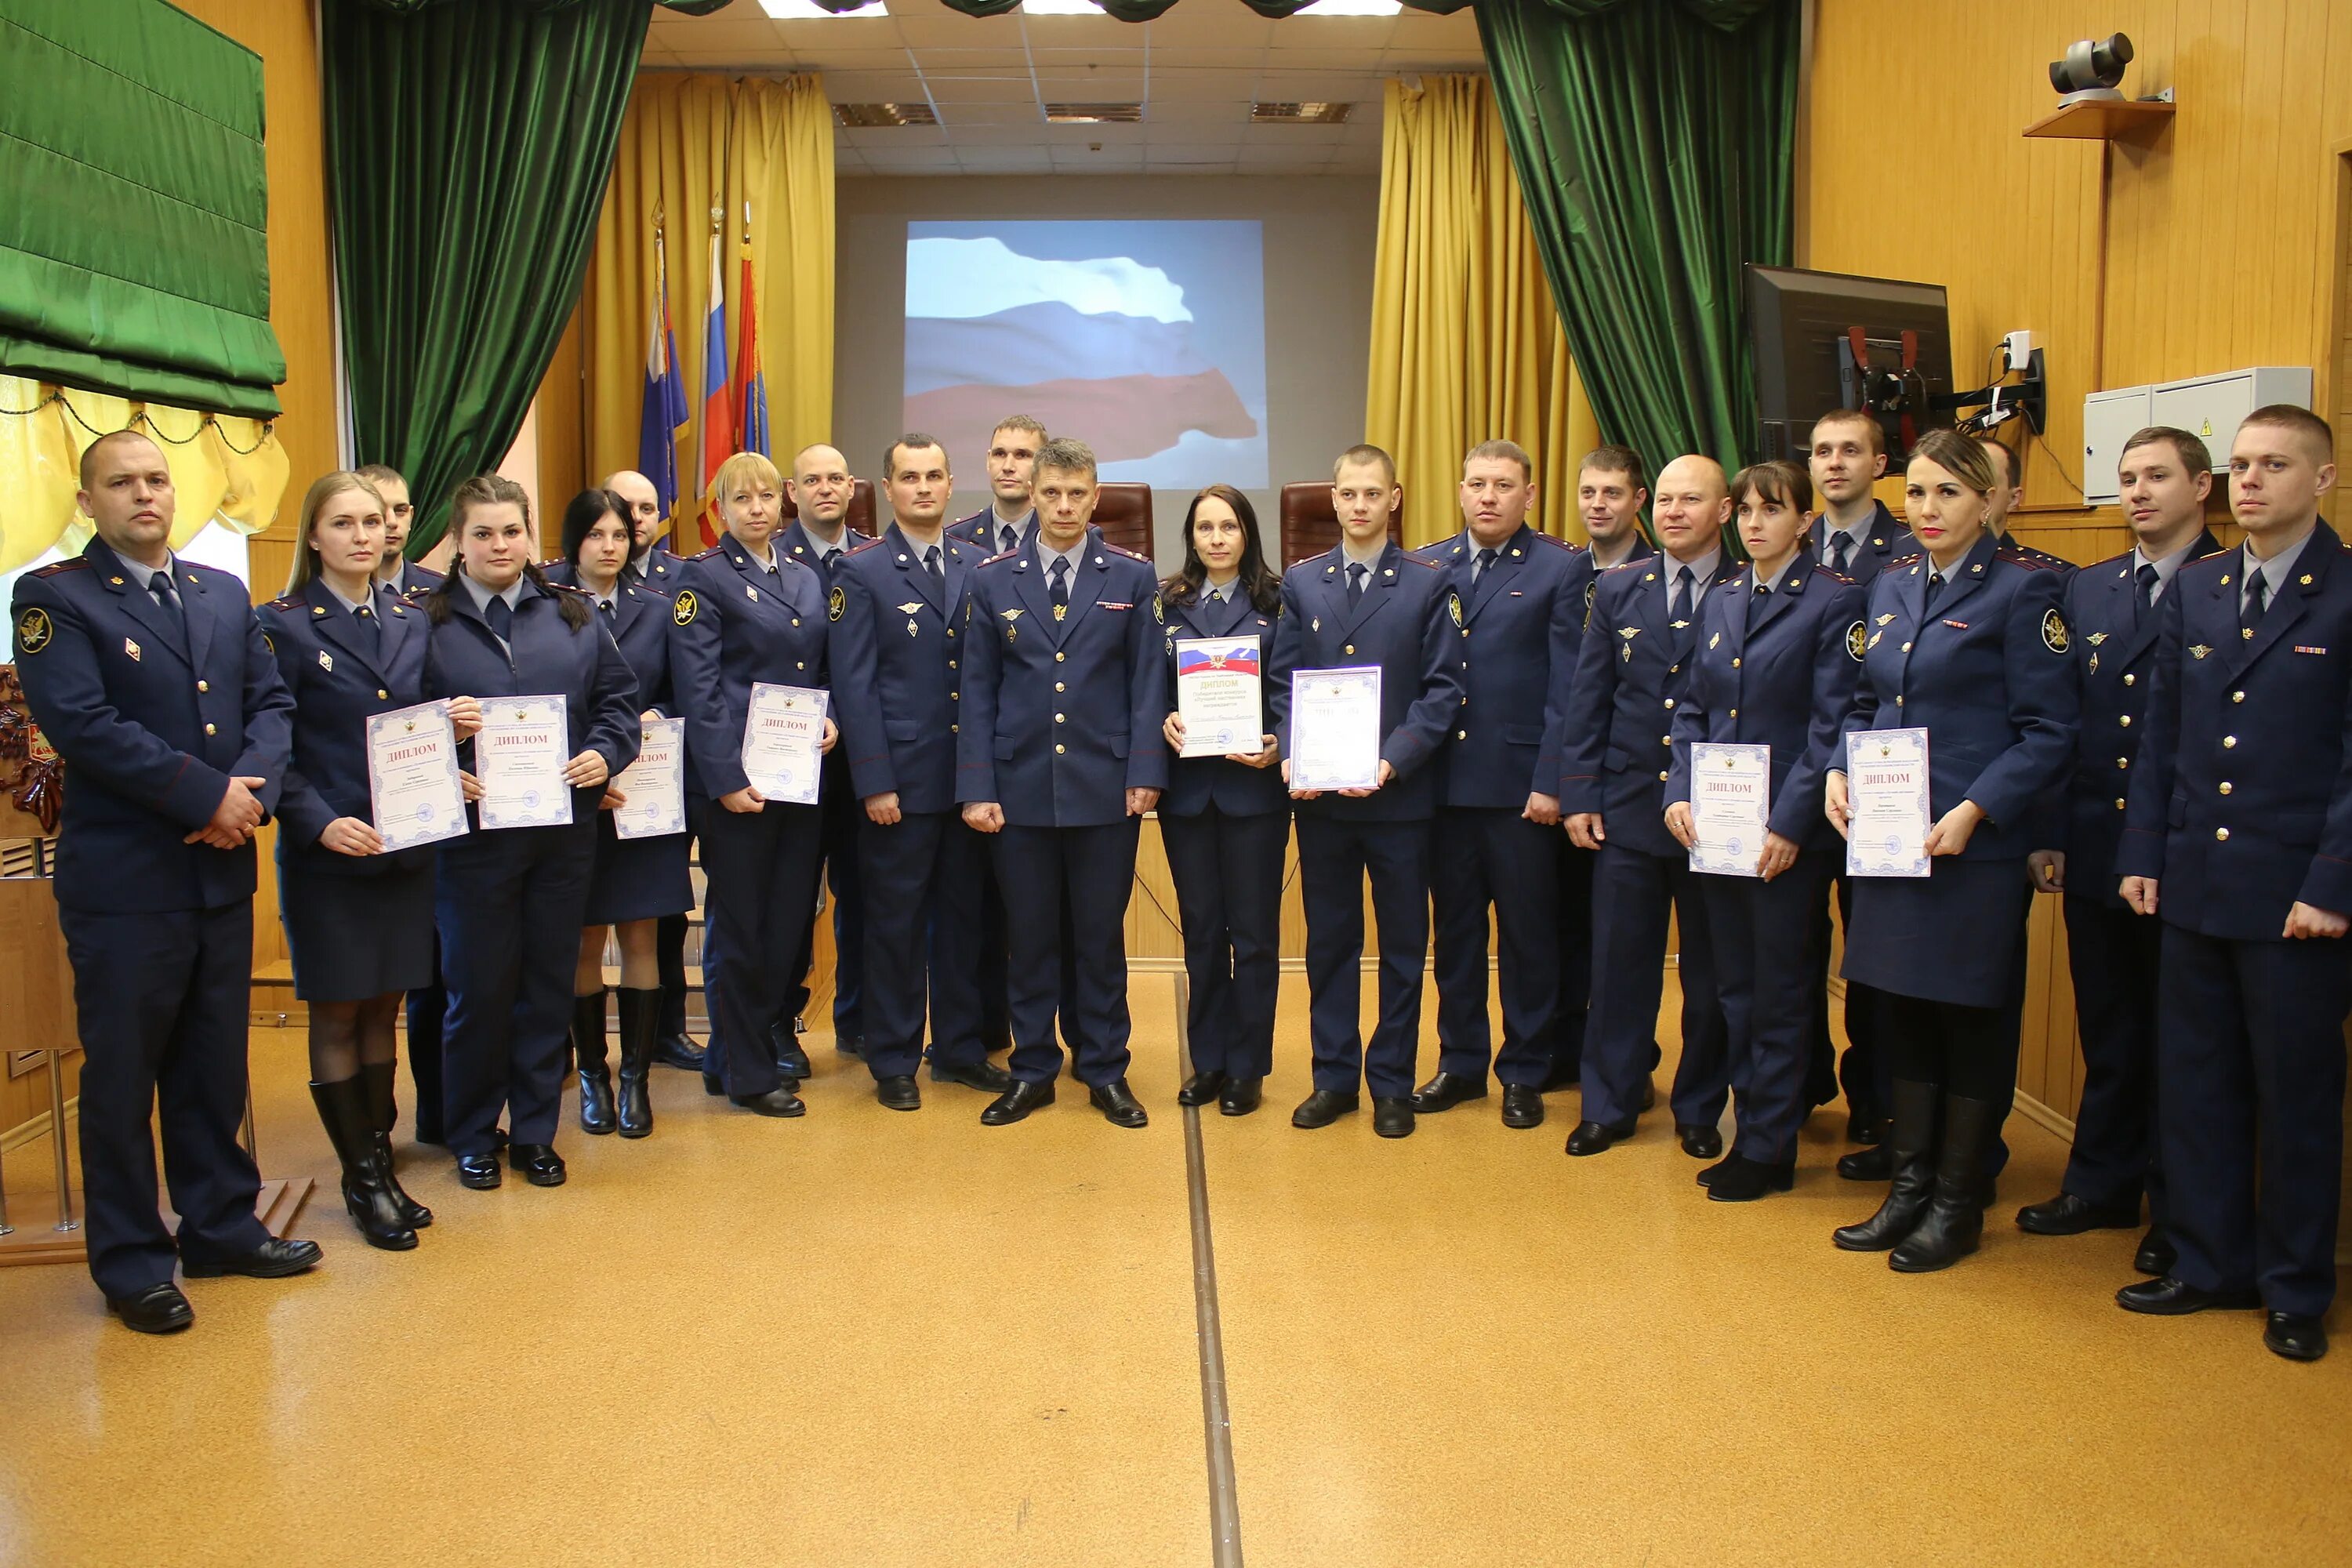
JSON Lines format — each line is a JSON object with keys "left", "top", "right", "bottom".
{"left": 354, "top": 601, "right": 380, "bottom": 653}
{"left": 1049, "top": 556, "right": 1069, "bottom": 612}
{"left": 600, "top": 598, "right": 617, "bottom": 624}
{"left": 1474, "top": 546, "right": 1497, "bottom": 585}
{"left": 1670, "top": 564, "right": 1694, "bottom": 623}
{"left": 925, "top": 545, "right": 943, "bottom": 583}
{"left": 1346, "top": 562, "right": 1367, "bottom": 608}
{"left": 1000, "top": 524, "right": 1019, "bottom": 555}
{"left": 149, "top": 570, "right": 186, "bottom": 644}
{"left": 2243, "top": 569, "right": 2268, "bottom": 635}
{"left": 2136, "top": 562, "right": 2160, "bottom": 612}
{"left": 1829, "top": 534, "right": 1852, "bottom": 575}
{"left": 485, "top": 594, "right": 514, "bottom": 644}
{"left": 1924, "top": 571, "right": 1945, "bottom": 614}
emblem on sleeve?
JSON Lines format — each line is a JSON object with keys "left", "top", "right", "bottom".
{"left": 14, "top": 606, "right": 53, "bottom": 653}
{"left": 2040, "top": 608, "right": 2069, "bottom": 655}
{"left": 1846, "top": 620, "right": 1867, "bottom": 662}
{"left": 1152, "top": 596, "right": 1163, "bottom": 624}
{"left": 828, "top": 586, "right": 846, "bottom": 622}
{"left": 1447, "top": 592, "right": 1464, "bottom": 627}
{"left": 672, "top": 590, "right": 699, "bottom": 626}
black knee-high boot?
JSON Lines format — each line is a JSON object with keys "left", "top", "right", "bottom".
{"left": 1890, "top": 1091, "right": 1994, "bottom": 1272}
{"left": 616, "top": 986, "right": 659, "bottom": 1138}
{"left": 313, "top": 1076, "right": 417, "bottom": 1250}
{"left": 1833, "top": 1079, "right": 1939, "bottom": 1251}
{"left": 361, "top": 1059, "right": 432, "bottom": 1229}
{"left": 574, "top": 989, "right": 616, "bottom": 1134}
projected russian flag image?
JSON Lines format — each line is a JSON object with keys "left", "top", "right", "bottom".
{"left": 1177, "top": 641, "right": 1260, "bottom": 678}
{"left": 903, "top": 220, "right": 1269, "bottom": 488}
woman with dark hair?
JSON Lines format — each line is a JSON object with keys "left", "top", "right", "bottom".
{"left": 1664, "top": 459, "right": 1865, "bottom": 1202}
{"left": 547, "top": 488, "right": 689, "bottom": 1139}
{"left": 260, "top": 471, "right": 473, "bottom": 1247}
{"left": 1824, "top": 428, "right": 2078, "bottom": 1269}
{"left": 422, "top": 475, "right": 641, "bottom": 1190}
{"left": 1156, "top": 485, "right": 1292, "bottom": 1115}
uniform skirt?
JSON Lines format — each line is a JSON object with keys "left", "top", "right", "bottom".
{"left": 279, "top": 851, "right": 437, "bottom": 1003}
{"left": 584, "top": 814, "right": 695, "bottom": 925}
{"left": 1842, "top": 856, "right": 2031, "bottom": 1008}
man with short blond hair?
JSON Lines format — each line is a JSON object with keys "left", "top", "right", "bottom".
{"left": 954, "top": 414, "right": 1047, "bottom": 558}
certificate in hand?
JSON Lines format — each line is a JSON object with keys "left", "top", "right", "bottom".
{"left": 365, "top": 700, "right": 469, "bottom": 851}
{"left": 1175, "top": 636, "right": 1263, "bottom": 758}
{"left": 1689, "top": 742, "right": 1770, "bottom": 877}
{"left": 1287, "top": 666, "right": 1382, "bottom": 792}
{"left": 742, "top": 683, "right": 827, "bottom": 806}
{"left": 476, "top": 695, "right": 574, "bottom": 830}
{"left": 1846, "top": 726, "right": 1932, "bottom": 878}
{"left": 613, "top": 716, "right": 686, "bottom": 840}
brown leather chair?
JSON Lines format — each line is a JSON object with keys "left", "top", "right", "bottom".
{"left": 1091, "top": 481, "right": 1154, "bottom": 561}
{"left": 779, "top": 477, "right": 877, "bottom": 538}
{"left": 1279, "top": 481, "right": 1403, "bottom": 568}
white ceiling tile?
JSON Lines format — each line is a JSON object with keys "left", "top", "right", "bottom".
{"left": 1018, "top": 13, "right": 1136, "bottom": 45}
{"left": 910, "top": 45, "right": 1033, "bottom": 68}
{"left": 771, "top": 16, "right": 904, "bottom": 49}
{"left": 1143, "top": 72, "right": 1261, "bottom": 103}
{"left": 1255, "top": 44, "right": 1385, "bottom": 68}
{"left": 816, "top": 70, "right": 931, "bottom": 98}
{"left": 1034, "top": 76, "right": 1146, "bottom": 100}
{"left": 840, "top": 124, "right": 950, "bottom": 147}
{"left": 1380, "top": 48, "right": 1485, "bottom": 70}
{"left": 1242, "top": 121, "right": 1345, "bottom": 146}
{"left": 1329, "top": 148, "right": 1379, "bottom": 172}
{"left": 956, "top": 147, "right": 1056, "bottom": 172}
{"left": 655, "top": 16, "right": 791, "bottom": 50}
{"left": 864, "top": 147, "right": 965, "bottom": 169}
{"left": 935, "top": 100, "right": 1049, "bottom": 123}
{"left": 670, "top": 49, "right": 786, "bottom": 67}
{"left": 785, "top": 46, "right": 913, "bottom": 70}
{"left": 1265, "top": 14, "right": 1396, "bottom": 49}
{"left": 639, "top": 39, "right": 681, "bottom": 63}
{"left": 1142, "top": 9, "right": 1274, "bottom": 48}
{"left": 1387, "top": 13, "right": 1481, "bottom": 49}
{"left": 1043, "top": 120, "right": 1145, "bottom": 143}
{"left": 891, "top": 9, "right": 1028, "bottom": 45}
{"left": 1028, "top": 45, "right": 1147, "bottom": 67}
{"left": 925, "top": 77, "right": 1043, "bottom": 103}
{"left": 942, "top": 123, "right": 1062, "bottom": 145}
{"left": 1253, "top": 68, "right": 1377, "bottom": 97}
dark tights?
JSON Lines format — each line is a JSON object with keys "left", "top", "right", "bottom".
{"left": 1882, "top": 993, "right": 2012, "bottom": 1100}
{"left": 309, "top": 992, "right": 404, "bottom": 1083}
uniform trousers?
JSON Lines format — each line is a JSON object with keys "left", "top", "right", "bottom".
{"left": 993, "top": 821, "right": 1141, "bottom": 1087}
{"left": 435, "top": 817, "right": 597, "bottom": 1156}
{"left": 59, "top": 902, "right": 269, "bottom": 1299}
{"left": 1162, "top": 806, "right": 1287, "bottom": 1080}
{"left": 2156, "top": 924, "right": 2350, "bottom": 1319}
{"left": 1552, "top": 839, "right": 1595, "bottom": 1078}
{"left": 697, "top": 798, "right": 826, "bottom": 1098}
{"left": 405, "top": 953, "right": 446, "bottom": 1141}
{"left": 1813, "top": 873, "right": 1887, "bottom": 1111}
{"left": 1431, "top": 807, "right": 1559, "bottom": 1087}
{"left": 785, "top": 760, "right": 864, "bottom": 1040}
{"left": 656, "top": 908, "right": 691, "bottom": 1039}
{"left": 2060, "top": 894, "right": 2166, "bottom": 1216}
{"left": 1581, "top": 842, "right": 1729, "bottom": 1129}
{"left": 1295, "top": 814, "right": 1430, "bottom": 1101}
{"left": 857, "top": 810, "right": 987, "bottom": 1079}
{"left": 1703, "top": 846, "right": 1835, "bottom": 1164}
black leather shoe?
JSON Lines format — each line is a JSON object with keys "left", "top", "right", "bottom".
{"left": 1178, "top": 1070, "right": 1229, "bottom": 1108}
{"left": 508, "top": 1143, "right": 567, "bottom": 1187}
{"left": 1219, "top": 1077, "right": 1262, "bottom": 1116}
{"left": 836, "top": 1035, "right": 866, "bottom": 1059}
{"left": 1708, "top": 1156, "right": 1795, "bottom": 1203}
{"left": 931, "top": 1057, "right": 1014, "bottom": 1094}
{"left": 180, "top": 1237, "right": 324, "bottom": 1279}
{"left": 1838, "top": 1142, "right": 1893, "bottom": 1181}
{"left": 730, "top": 1088, "right": 807, "bottom": 1118}
{"left": 1845, "top": 1096, "right": 1884, "bottom": 1145}
{"left": 653, "top": 1031, "right": 705, "bottom": 1071}
{"left": 982, "top": 1078, "right": 1056, "bottom": 1126}
{"left": 1372, "top": 1097, "right": 1415, "bottom": 1138}
{"left": 1696, "top": 1152, "right": 1736, "bottom": 1188}
{"left": 2116, "top": 1276, "right": 2263, "bottom": 1316}
{"left": 2264, "top": 1312, "right": 2328, "bottom": 1361}
{"left": 1678, "top": 1123, "right": 1724, "bottom": 1160}
{"left": 702, "top": 1069, "right": 728, "bottom": 1098}
{"left": 1565, "top": 1118, "right": 1636, "bottom": 1156}
{"left": 875, "top": 1074, "right": 921, "bottom": 1111}
{"left": 2016, "top": 1190, "right": 2140, "bottom": 1235}
{"left": 1641, "top": 1081, "right": 1658, "bottom": 1112}
{"left": 1090, "top": 1078, "right": 1149, "bottom": 1128}
{"left": 1500, "top": 1085, "right": 1544, "bottom": 1129}
{"left": 2134, "top": 1227, "right": 2176, "bottom": 1278}
{"left": 1411, "top": 1071, "right": 1487, "bottom": 1112}
{"left": 456, "top": 1153, "right": 503, "bottom": 1189}
{"left": 776, "top": 1044, "right": 812, "bottom": 1081}
{"left": 107, "top": 1282, "right": 194, "bottom": 1334}
{"left": 1291, "top": 1088, "right": 1359, "bottom": 1128}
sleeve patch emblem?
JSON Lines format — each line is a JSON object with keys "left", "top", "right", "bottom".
{"left": 14, "top": 606, "right": 53, "bottom": 653}
{"left": 672, "top": 590, "right": 699, "bottom": 626}
{"left": 2041, "top": 608, "right": 2070, "bottom": 655}
{"left": 1846, "top": 619, "right": 1867, "bottom": 662}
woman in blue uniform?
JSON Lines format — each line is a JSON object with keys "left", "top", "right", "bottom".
{"left": 1664, "top": 461, "right": 1865, "bottom": 1202}
{"left": 1825, "top": 429, "right": 2078, "bottom": 1269}
{"left": 422, "top": 475, "right": 641, "bottom": 1190}
{"left": 1156, "top": 486, "right": 1291, "bottom": 1116}
{"left": 670, "top": 451, "right": 837, "bottom": 1119}
{"left": 261, "top": 471, "right": 471, "bottom": 1248}
{"left": 550, "top": 488, "right": 689, "bottom": 1140}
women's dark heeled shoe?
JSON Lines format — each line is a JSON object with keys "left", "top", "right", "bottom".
{"left": 1833, "top": 1079, "right": 1938, "bottom": 1251}
{"left": 615, "top": 986, "right": 660, "bottom": 1138}
{"left": 361, "top": 1060, "right": 432, "bottom": 1229}
{"left": 310, "top": 1076, "right": 417, "bottom": 1250}
{"left": 573, "top": 989, "right": 617, "bottom": 1135}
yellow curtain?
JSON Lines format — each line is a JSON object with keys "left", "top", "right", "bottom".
{"left": 579, "top": 74, "right": 833, "bottom": 549}
{"left": 1365, "top": 75, "right": 1597, "bottom": 548}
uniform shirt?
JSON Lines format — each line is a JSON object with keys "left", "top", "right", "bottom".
{"left": 1809, "top": 502, "right": 1909, "bottom": 584}
{"left": 1658, "top": 547, "right": 1723, "bottom": 616}
{"left": 2241, "top": 531, "right": 2314, "bottom": 615}
{"left": 2132, "top": 537, "right": 2201, "bottom": 605}
{"left": 456, "top": 572, "right": 525, "bottom": 652}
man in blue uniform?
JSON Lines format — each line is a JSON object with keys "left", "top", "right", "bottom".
{"left": 834, "top": 434, "right": 1014, "bottom": 1110}
{"left": 12, "top": 430, "right": 319, "bottom": 1334}
{"left": 603, "top": 468, "right": 684, "bottom": 591}
{"left": 1410, "top": 440, "right": 1588, "bottom": 1130}
{"left": 958, "top": 437, "right": 1167, "bottom": 1127}
{"left": 362, "top": 463, "right": 443, "bottom": 599}
{"left": 2018, "top": 426, "right": 2220, "bottom": 1272}
{"left": 2118, "top": 404, "right": 2351, "bottom": 1363}
{"left": 1559, "top": 453, "right": 1734, "bottom": 1160}
{"left": 1272, "top": 445, "right": 1465, "bottom": 1138}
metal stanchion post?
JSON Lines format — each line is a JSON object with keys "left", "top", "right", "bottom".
{"left": 45, "top": 1047, "right": 77, "bottom": 1232}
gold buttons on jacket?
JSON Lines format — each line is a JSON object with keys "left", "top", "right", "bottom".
{"left": 1054, "top": 681, "right": 1065, "bottom": 693}
{"left": 2114, "top": 798, "right": 2127, "bottom": 811}
{"left": 196, "top": 680, "right": 209, "bottom": 693}
{"left": 2118, "top": 715, "right": 2131, "bottom": 727}
{"left": 2116, "top": 757, "right": 2128, "bottom": 769}
{"left": 1054, "top": 713, "right": 1065, "bottom": 724}
{"left": 1343, "top": 644, "right": 1356, "bottom": 655}
{"left": 204, "top": 722, "right": 217, "bottom": 735}
{"left": 2123, "top": 673, "right": 2136, "bottom": 687}
{"left": 2220, "top": 782, "right": 2233, "bottom": 795}
{"left": 1055, "top": 652, "right": 1066, "bottom": 662}
{"left": 2216, "top": 826, "right": 2230, "bottom": 841}
{"left": 1661, "top": 735, "right": 1672, "bottom": 746}
{"left": 1729, "top": 708, "right": 1739, "bottom": 718}
{"left": 1901, "top": 641, "right": 1912, "bottom": 652}
{"left": 1054, "top": 743, "right": 1065, "bottom": 754}
{"left": 2232, "top": 690, "right": 2244, "bottom": 702}
{"left": 1657, "top": 771, "right": 1670, "bottom": 781}
{"left": 1895, "top": 695, "right": 1904, "bottom": 706}
{"left": 2223, "top": 735, "right": 2237, "bottom": 748}
{"left": 949, "top": 691, "right": 959, "bottom": 702}
{"left": 1457, "top": 730, "right": 1468, "bottom": 740}
{"left": 378, "top": 689, "right": 390, "bottom": 699}
{"left": 1731, "top": 658, "right": 1741, "bottom": 668}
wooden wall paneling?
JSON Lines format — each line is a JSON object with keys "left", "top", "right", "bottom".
{"left": 0, "top": 879, "right": 79, "bottom": 1150}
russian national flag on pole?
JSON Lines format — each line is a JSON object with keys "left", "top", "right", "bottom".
{"left": 637, "top": 225, "right": 688, "bottom": 530}
{"left": 695, "top": 227, "right": 734, "bottom": 549}
{"left": 734, "top": 236, "right": 768, "bottom": 459}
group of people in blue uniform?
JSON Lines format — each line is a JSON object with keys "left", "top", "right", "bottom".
{"left": 13, "top": 401, "right": 2346, "bottom": 1365}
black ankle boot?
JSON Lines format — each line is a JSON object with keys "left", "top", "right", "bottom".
{"left": 1834, "top": 1079, "right": 1938, "bottom": 1251}
{"left": 615, "top": 986, "right": 659, "bottom": 1138}
{"left": 361, "top": 1059, "right": 432, "bottom": 1229}
{"left": 311, "top": 1076, "right": 416, "bottom": 1250}
{"left": 1890, "top": 1092, "right": 1995, "bottom": 1272}
{"left": 573, "top": 990, "right": 616, "bottom": 1134}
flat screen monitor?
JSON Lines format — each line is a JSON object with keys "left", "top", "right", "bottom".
{"left": 1746, "top": 263, "right": 1955, "bottom": 463}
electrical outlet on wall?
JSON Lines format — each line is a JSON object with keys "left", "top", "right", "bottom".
{"left": 2002, "top": 330, "right": 2038, "bottom": 373}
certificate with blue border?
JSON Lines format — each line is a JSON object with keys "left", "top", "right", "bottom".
{"left": 477, "top": 695, "right": 574, "bottom": 830}
{"left": 613, "top": 716, "right": 686, "bottom": 840}
{"left": 1690, "top": 742, "right": 1769, "bottom": 877}
{"left": 365, "top": 700, "right": 469, "bottom": 851}
{"left": 1846, "top": 726, "right": 1931, "bottom": 878}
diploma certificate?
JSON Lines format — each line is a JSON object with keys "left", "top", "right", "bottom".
{"left": 613, "top": 716, "right": 686, "bottom": 840}
{"left": 742, "top": 683, "right": 827, "bottom": 806}
{"left": 1175, "top": 636, "right": 1265, "bottom": 758}
{"left": 1846, "top": 726, "right": 1932, "bottom": 878}
{"left": 476, "top": 695, "right": 574, "bottom": 830}
{"left": 365, "top": 700, "right": 468, "bottom": 851}
{"left": 1689, "top": 742, "right": 1770, "bottom": 877}
{"left": 1287, "top": 666, "right": 1382, "bottom": 792}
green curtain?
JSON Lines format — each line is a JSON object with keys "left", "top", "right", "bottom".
{"left": 1477, "top": 0, "right": 1797, "bottom": 474}
{"left": 325, "top": 0, "right": 655, "bottom": 554}
{"left": 0, "top": 0, "right": 285, "bottom": 416}
{"left": 792, "top": 0, "right": 1469, "bottom": 18}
